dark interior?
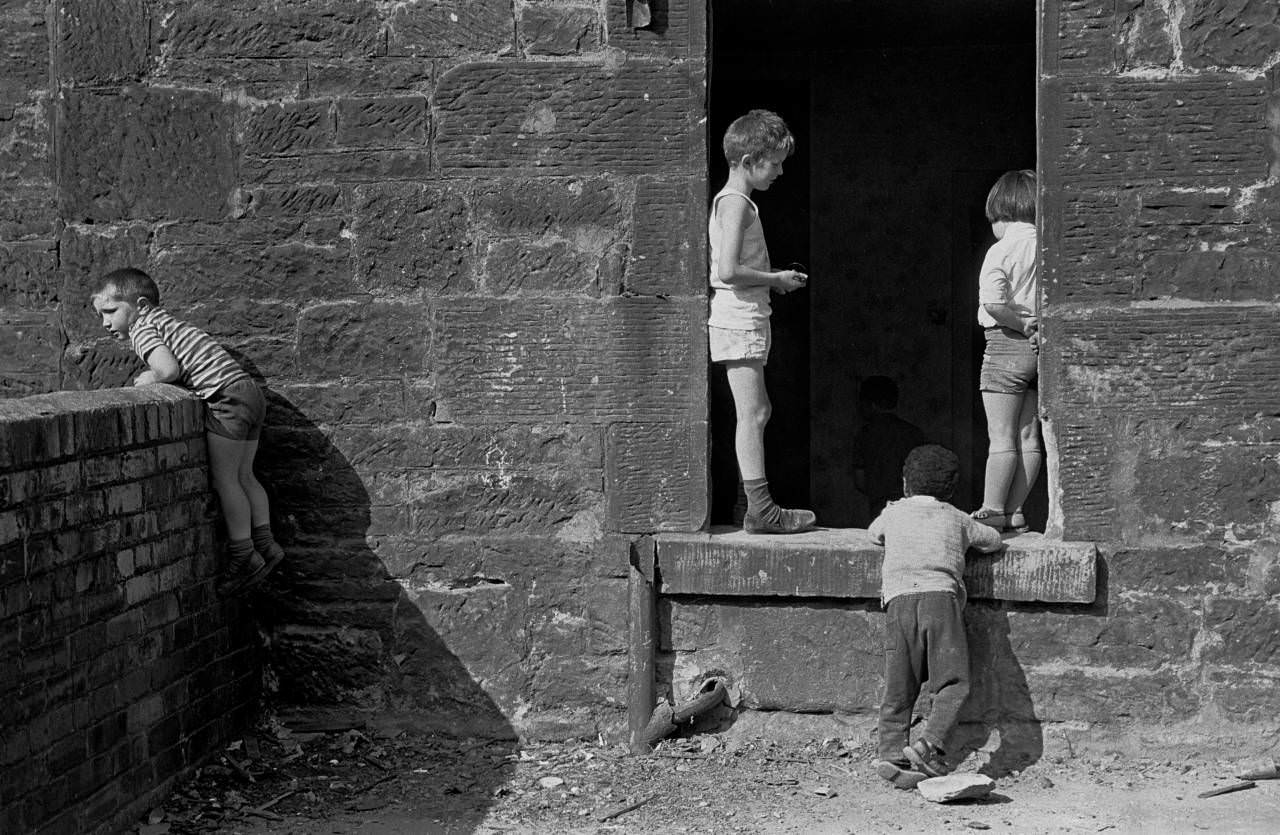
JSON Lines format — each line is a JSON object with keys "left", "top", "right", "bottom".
{"left": 708, "top": 0, "right": 1043, "bottom": 528}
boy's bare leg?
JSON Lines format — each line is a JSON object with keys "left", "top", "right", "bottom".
{"left": 979, "top": 391, "right": 1022, "bottom": 516}
{"left": 237, "top": 438, "right": 285, "bottom": 565}
{"left": 207, "top": 432, "right": 253, "bottom": 540}
{"left": 725, "top": 361, "right": 769, "bottom": 479}
{"left": 725, "top": 361, "right": 815, "bottom": 533}
{"left": 1004, "top": 390, "right": 1042, "bottom": 522}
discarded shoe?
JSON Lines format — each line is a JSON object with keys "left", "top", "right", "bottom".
{"left": 743, "top": 508, "right": 817, "bottom": 535}
{"left": 903, "top": 739, "right": 949, "bottom": 778}
{"left": 970, "top": 507, "right": 1007, "bottom": 530}
{"left": 876, "top": 760, "right": 928, "bottom": 790}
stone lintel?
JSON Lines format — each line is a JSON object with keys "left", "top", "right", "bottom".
{"left": 654, "top": 528, "right": 1097, "bottom": 604}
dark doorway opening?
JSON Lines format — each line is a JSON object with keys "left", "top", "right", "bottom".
{"left": 708, "top": 0, "right": 1042, "bottom": 529}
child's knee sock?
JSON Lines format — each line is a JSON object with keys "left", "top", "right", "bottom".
{"left": 251, "top": 524, "right": 284, "bottom": 561}
{"left": 743, "top": 477, "right": 781, "bottom": 525}
{"left": 228, "top": 537, "right": 256, "bottom": 569}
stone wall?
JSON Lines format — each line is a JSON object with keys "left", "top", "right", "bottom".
{"left": 0, "top": 1, "right": 707, "bottom": 739}
{"left": 0, "top": 387, "right": 257, "bottom": 834}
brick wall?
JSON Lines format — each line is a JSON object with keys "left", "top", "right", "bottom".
{"left": 0, "top": 387, "right": 257, "bottom": 835}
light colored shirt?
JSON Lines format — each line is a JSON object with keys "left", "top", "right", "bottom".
{"left": 976, "top": 221, "right": 1038, "bottom": 328}
{"left": 708, "top": 187, "right": 772, "bottom": 329}
{"left": 130, "top": 307, "right": 248, "bottom": 400}
{"left": 868, "top": 495, "right": 1004, "bottom": 605}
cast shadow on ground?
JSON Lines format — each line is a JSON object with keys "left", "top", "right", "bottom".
{"left": 237, "top": 370, "right": 518, "bottom": 831}
{"left": 955, "top": 602, "right": 1044, "bottom": 778}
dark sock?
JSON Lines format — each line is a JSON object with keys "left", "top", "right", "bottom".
{"left": 251, "top": 524, "right": 281, "bottom": 558}
{"left": 228, "top": 538, "right": 255, "bottom": 570}
{"left": 743, "top": 478, "right": 782, "bottom": 525}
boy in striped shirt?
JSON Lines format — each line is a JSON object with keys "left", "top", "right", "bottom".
{"left": 868, "top": 444, "right": 1004, "bottom": 787}
{"left": 92, "top": 268, "right": 285, "bottom": 596}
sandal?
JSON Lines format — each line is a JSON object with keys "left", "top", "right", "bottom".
{"left": 970, "top": 507, "right": 1008, "bottom": 530}
{"left": 1006, "top": 511, "right": 1029, "bottom": 534}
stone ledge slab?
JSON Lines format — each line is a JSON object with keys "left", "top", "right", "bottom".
{"left": 654, "top": 528, "right": 1097, "bottom": 604}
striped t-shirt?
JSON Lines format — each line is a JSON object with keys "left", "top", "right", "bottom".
{"left": 129, "top": 307, "right": 248, "bottom": 400}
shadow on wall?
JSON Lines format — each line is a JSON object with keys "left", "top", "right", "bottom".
{"left": 231, "top": 356, "right": 520, "bottom": 825}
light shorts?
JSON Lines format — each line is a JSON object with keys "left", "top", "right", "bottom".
{"left": 979, "top": 326, "right": 1038, "bottom": 394}
{"left": 205, "top": 377, "right": 267, "bottom": 441}
{"left": 709, "top": 323, "right": 771, "bottom": 364}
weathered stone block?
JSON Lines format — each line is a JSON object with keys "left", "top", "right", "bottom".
{"left": 57, "top": 87, "right": 236, "bottom": 221}
{"left": 0, "top": 185, "right": 58, "bottom": 240}
{"left": 325, "top": 423, "right": 602, "bottom": 472}
{"left": 1206, "top": 669, "right": 1280, "bottom": 722}
{"left": 244, "top": 101, "right": 334, "bottom": 155}
{"left": 1180, "top": 0, "right": 1280, "bottom": 69}
{"left": 242, "top": 184, "right": 345, "bottom": 219}
{"left": 1025, "top": 668, "right": 1200, "bottom": 723}
{"left": 386, "top": 0, "right": 513, "bottom": 56}
{"left": 1107, "top": 545, "right": 1250, "bottom": 592}
{"left": 483, "top": 240, "right": 600, "bottom": 296}
{"left": 0, "top": 101, "right": 50, "bottom": 183}
{"left": 54, "top": 0, "right": 149, "bottom": 84}
{"left": 0, "top": 0, "right": 48, "bottom": 100}
{"left": 435, "top": 62, "right": 698, "bottom": 174}
{"left": 627, "top": 176, "right": 703, "bottom": 296}
{"left": 0, "top": 242, "right": 58, "bottom": 308}
{"left": 60, "top": 342, "right": 146, "bottom": 392}
{"left": 606, "top": 421, "right": 707, "bottom": 533}
{"left": 0, "top": 314, "right": 62, "bottom": 392}
{"left": 151, "top": 241, "right": 355, "bottom": 308}
{"left": 1008, "top": 596, "right": 1196, "bottom": 669}
{"left": 1203, "top": 596, "right": 1280, "bottom": 665}
{"left": 1045, "top": 76, "right": 1269, "bottom": 187}
{"left": 352, "top": 182, "right": 475, "bottom": 294}
{"left": 305, "top": 60, "right": 435, "bottom": 98}
{"left": 269, "top": 624, "right": 386, "bottom": 702}
{"left": 473, "top": 176, "right": 625, "bottom": 234}
{"left": 520, "top": 5, "right": 601, "bottom": 56}
{"left": 159, "top": 58, "right": 309, "bottom": 99}
{"left": 667, "top": 600, "right": 882, "bottom": 712}
{"left": 654, "top": 530, "right": 1098, "bottom": 603}
{"left": 405, "top": 472, "right": 601, "bottom": 538}
{"left": 240, "top": 149, "right": 432, "bottom": 184}
{"left": 296, "top": 301, "right": 430, "bottom": 377}
{"left": 434, "top": 297, "right": 704, "bottom": 422}
{"left": 1117, "top": 0, "right": 1174, "bottom": 70}
{"left": 157, "top": 1, "right": 380, "bottom": 59}
{"left": 336, "top": 96, "right": 427, "bottom": 147}
{"left": 267, "top": 381, "right": 408, "bottom": 426}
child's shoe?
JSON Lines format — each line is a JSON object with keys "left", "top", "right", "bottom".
{"left": 876, "top": 759, "right": 928, "bottom": 790}
{"left": 903, "top": 739, "right": 948, "bottom": 778}
{"left": 970, "top": 507, "right": 1007, "bottom": 530}
{"left": 743, "top": 507, "right": 817, "bottom": 535}
{"left": 216, "top": 549, "right": 271, "bottom": 597}
{"left": 1005, "top": 511, "right": 1029, "bottom": 534}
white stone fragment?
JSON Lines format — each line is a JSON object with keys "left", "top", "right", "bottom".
{"left": 917, "top": 773, "right": 995, "bottom": 803}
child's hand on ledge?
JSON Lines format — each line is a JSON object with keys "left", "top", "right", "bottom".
{"left": 133, "top": 371, "right": 160, "bottom": 386}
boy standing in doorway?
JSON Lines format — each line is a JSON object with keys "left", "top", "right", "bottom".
{"left": 709, "top": 109, "right": 815, "bottom": 534}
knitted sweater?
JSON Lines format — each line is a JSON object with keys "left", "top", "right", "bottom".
{"left": 868, "top": 495, "right": 1004, "bottom": 605}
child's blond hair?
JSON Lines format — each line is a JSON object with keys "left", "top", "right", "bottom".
{"left": 722, "top": 109, "right": 795, "bottom": 167}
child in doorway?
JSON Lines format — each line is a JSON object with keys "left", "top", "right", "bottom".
{"left": 971, "top": 169, "right": 1040, "bottom": 533}
{"left": 850, "top": 376, "right": 926, "bottom": 523}
{"left": 91, "top": 268, "right": 285, "bottom": 596}
{"left": 869, "top": 444, "right": 1004, "bottom": 787}
{"left": 709, "top": 109, "right": 815, "bottom": 534}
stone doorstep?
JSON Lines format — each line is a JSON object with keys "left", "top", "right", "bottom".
{"left": 652, "top": 527, "right": 1098, "bottom": 604}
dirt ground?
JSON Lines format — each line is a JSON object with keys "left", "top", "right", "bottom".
{"left": 135, "top": 713, "right": 1280, "bottom": 835}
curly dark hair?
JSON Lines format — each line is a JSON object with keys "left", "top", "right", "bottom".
{"left": 902, "top": 444, "right": 960, "bottom": 500}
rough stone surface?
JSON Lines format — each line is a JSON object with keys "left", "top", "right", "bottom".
{"left": 520, "top": 5, "right": 602, "bottom": 56}
{"left": 54, "top": 0, "right": 150, "bottom": 84}
{"left": 57, "top": 87, "right": 236, "bottom": 221}
{"left": 352, "top": 182, "right": 475, "bottom": 295}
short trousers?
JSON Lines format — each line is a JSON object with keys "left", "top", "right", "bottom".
{"left": 979, "top": 326, "right": 1038, "bottom": 394}
{"left": 205, "top": 377, "right": 267, "bottom": 441}
{"left": 709, "top": 323, "right": 771, "bottom": 364}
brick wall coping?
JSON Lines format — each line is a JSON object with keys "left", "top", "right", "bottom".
{"left": 653, "top": 528, "right": 1097, "bottom": 604}
{"left": 0, "top": 385, "right": 202, "bottom": 470}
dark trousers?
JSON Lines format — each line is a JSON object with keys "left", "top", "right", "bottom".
{"left": 877, "top": 591, "right": 970, "bottom": 761}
